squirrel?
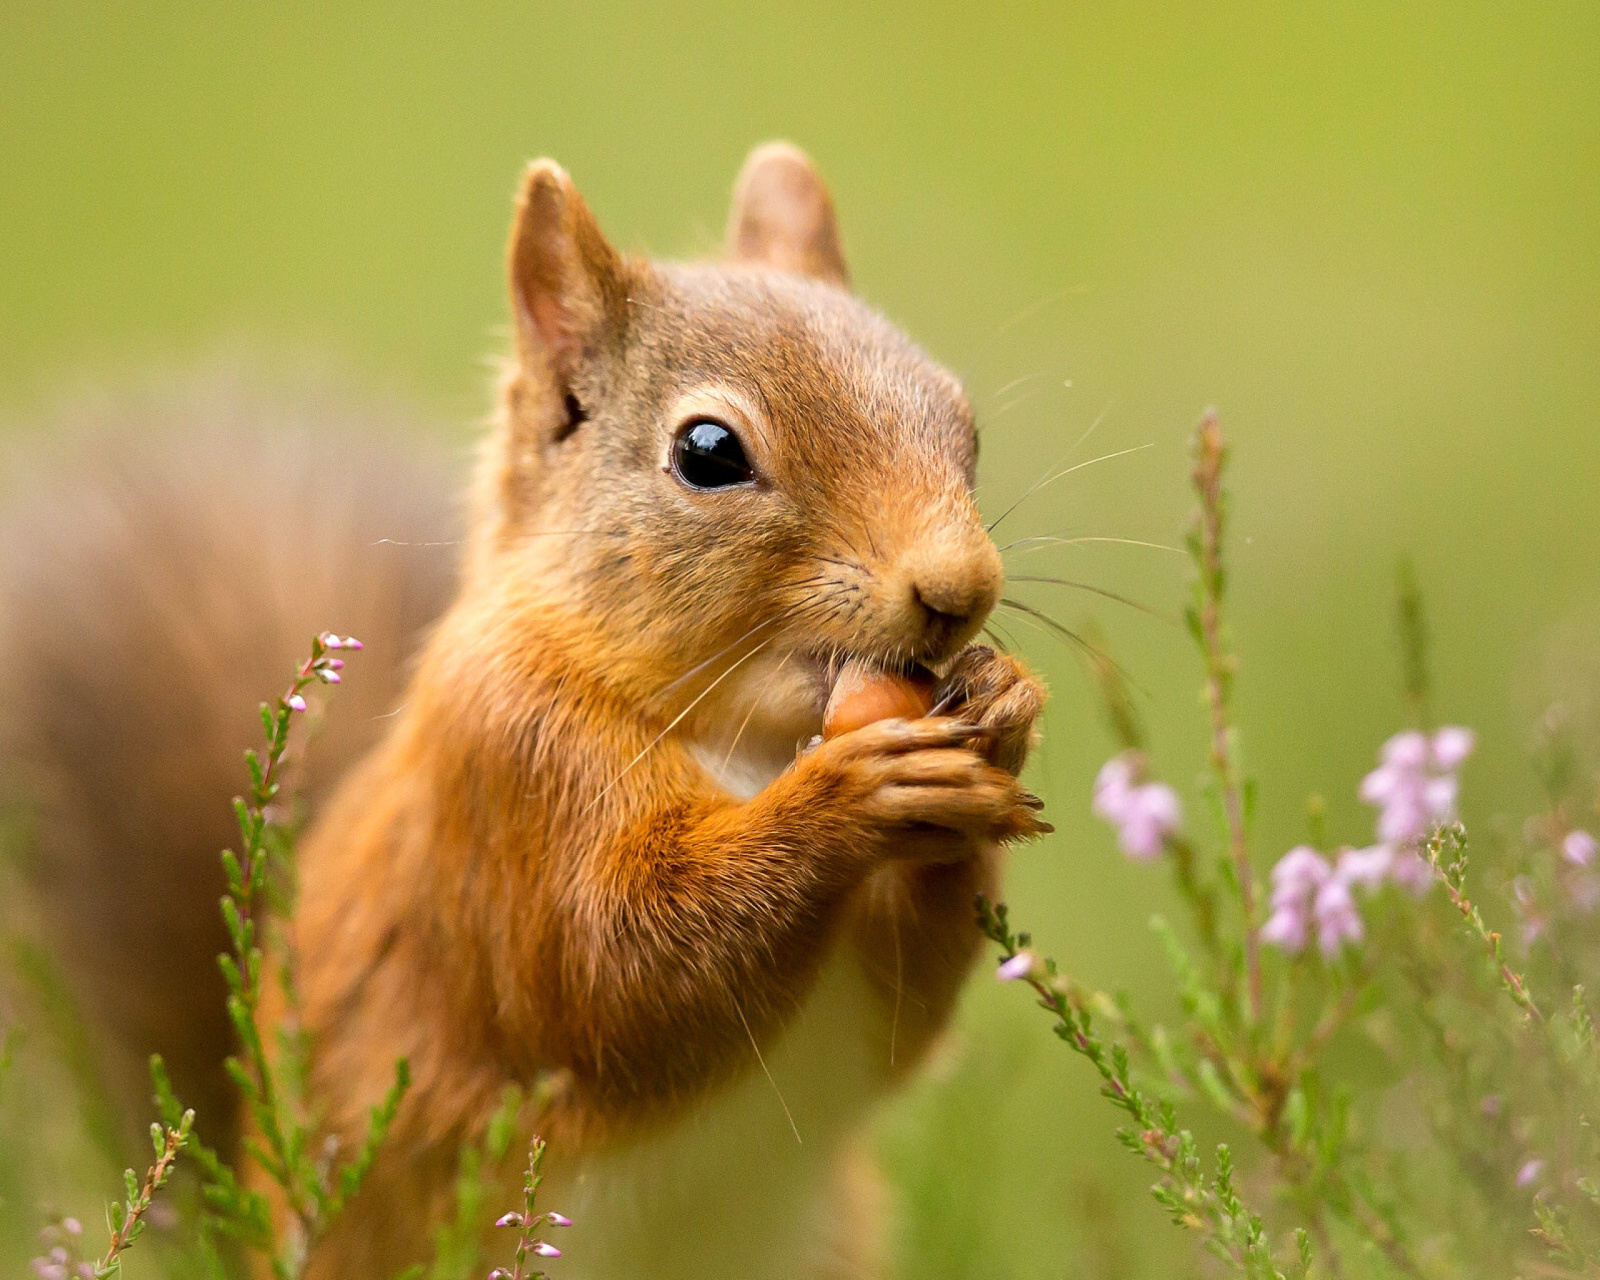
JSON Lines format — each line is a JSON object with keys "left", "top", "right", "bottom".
{"left": 2, "top": 143, "right": 1049, "bottom": 1280}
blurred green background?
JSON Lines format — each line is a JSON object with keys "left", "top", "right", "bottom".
{"left": 3, "top": 2, "right": 1599, "bottom": 1275}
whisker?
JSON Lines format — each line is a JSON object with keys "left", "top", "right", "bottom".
{"left": 654, "top": 608, "right": 798, "bottom": 701}
{"left": 736, "top": 999, "right": 802, "bottom": 1145}
{"left": 983, "top": 401, "right": 1114, "bottom": 534}
{"left": 1000, "top": 534, "right": 1182, "bottom": 556}
{"left": 997, "top": 597, "right": 1148, "bottom": 696}
{"left": 989, "top": 435, "right": 1151, "bottom": 535}
{"left": 718, "top": 650, "right": 795, "bottom": 776}
{"left": 586, "top": 635, "right": 778, "bottom": 813}
{"left": 988, "top": 371, "right": 1052, "bottom": 401}
{"left": 980, "top": 623, "right": 1012, "bottom": 653}
{"left": 1007, "top": 576, "right": 1172, "bottom": 623}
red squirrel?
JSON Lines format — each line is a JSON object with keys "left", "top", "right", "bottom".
{"left": 5, "top": 144, "right": 1048, "bottom": 1279}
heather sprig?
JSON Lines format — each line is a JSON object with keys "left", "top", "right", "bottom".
{"left": 1185, "top": 408, "right": 1264, "bottom": 1023}
{"left": 32, "top": 1112, "right": 192, "bottom": 1280}
{"left": 425, "top": 1086, "right": 524, "bottom": 1280}
{"left": 488, "top": 1136, "right": 569, "bottom": 1280}
{"left": 978, "top": 898, "right": 1301, "bottom": 1279}
{"left": 153, "top": 634, "right": 410, "bottom": 1280}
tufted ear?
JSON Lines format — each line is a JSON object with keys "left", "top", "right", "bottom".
{"left": 507, "top": 159, "right": 630, "bottom": 388}
{"left": 725, "top": 142, "right": 849, "bottom": 288}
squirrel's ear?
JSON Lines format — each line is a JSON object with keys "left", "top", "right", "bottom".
{"left": 725, "top": 142, "right": 849, "bottom": 288}
{"left": 507, "top": 160, "right": 629, "bottom": 384}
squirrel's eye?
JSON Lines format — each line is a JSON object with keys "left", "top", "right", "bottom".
{"left": 672, "top": 418, "right": 754, "bottom": 490}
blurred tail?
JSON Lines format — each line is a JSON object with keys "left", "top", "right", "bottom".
{"left": 0, "top": 369, "right": 463, "bottom": 1147}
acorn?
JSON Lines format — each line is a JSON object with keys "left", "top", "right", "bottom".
{"left": 822, "top": 660, "right": 937, "bottom": 739}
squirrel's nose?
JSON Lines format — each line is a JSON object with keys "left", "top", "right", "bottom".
{"left": 900, "top": 531, "right": 1003, "bottom": 652}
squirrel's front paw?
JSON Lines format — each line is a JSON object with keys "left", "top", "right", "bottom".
{"left": 937, "top": 646, "right": 1045, "bottom": 776}
{"left": 796, "top": 716, "right": 1050, "bottom": 859}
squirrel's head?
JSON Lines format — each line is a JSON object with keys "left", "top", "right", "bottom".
{"left": 477, "top": 143, "right": 1003, "bottom": 747}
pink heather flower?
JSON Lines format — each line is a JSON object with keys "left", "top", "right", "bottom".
{"left": 533, "top": 1242, "right": 562, "bottom": 1258}
{"left": 30, "top": 1260, "right": 66, "bottom": 1280}
{"left": 1432, "top": 726, "right": 1476, "bottom": 769}
{"left": 1261, "top": 847, "right": 1332, "bottom": 954}
{"left": 49, "top": 1250, "right": 68, "bottom": 1266}
{"left": 287, "top": 694, "right": 307, "bottom": 712}
{"left": 322, "top": 633, "right": 343, "bottom": 648}
{"left": 1360, "top": 726, "right": 1474, "bottom": 847}
{"left": 495, "top": 1212, "right": 522, "bottom": 1228}
{"left": 1263, "top": 847, "right": 1368, "bottom": 957}
{"left": 1092, "top": 755, "right": 1181, "bottom": 860}
{"left": 1517, "top": 1158, "right": 1545, "bottom": 1188}
{"left": 318, "top": 669, "right": 342, "bottom": 684}
{"left": 343, "top": 636, "right": 364, "bottom": 650}
{"left": 546, "top": 1211, "right": 572, "bottom": 1227}
{"left": 1335, "top": 845, "right": 1393, "bottom": 889}
{"left": 1563, "top": 829, "right": 1596, "bottom": 867}
{"left": 1259, "top": 906, "right": 1310, "bottom": 952}
{"left": 1091, "top": 756, "right": 1134, "bottom": 818}
{"left": 325, "top": 657, "right": 345, "bottom": 670}
{"left": 1312, "top": 876, "right": 1364, "bottom": 957}
{"left": 60, "top": 1221, "right": 81, "bottom": 1238}
{"left": 489, "top": 1269, "right": 513, "bottom": 1279}
{"left": 1388, "top": 849, "right": 1435, "bottom": 894}
{"left": 996, "top": 951, "right": 1036, "bottom": 982}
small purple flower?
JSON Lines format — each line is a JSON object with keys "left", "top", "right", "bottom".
{"left": 1563, "top": 829, "right": 1596, "bottom": 867}
{"left": 287, "top": 694, "right": 307, "bottom": 712}
{"left": 1432, "top": 726, "right": 1476, "bottom": 769}
{"left": 1360, "top": 726, "right": 1474, "bottom": 847}
{"left": 1386, "top": 849, "right": 1435, "bottom": 895}
{"left": 1260, "top": 847, "right": 1332, "bottom": 955}
{"left": 1312, "top": 876, "right": 1364, "bottom": 957}
{"left": 1259, "top": 905, "right": 1310, "bottom": 952}
{"left": 996, "top": 951, "right": 1036, "bottom": 982}
{"left": 495, "top": 1212, "right": 523, "bottom": 1228}
{"left": 1092, "top": 754, "right": 1181, "bottom": 860}
{"left": 343, "top": 636, "right": 364, "bottom": 650}
{"left": 1335, "top": 845, "right": 1393, "bottom": 889}
{"left": 489, "top": 1269, "right": 513, "bottom": 1279}
{"left": 1517, "top": 1158, "right": 1545, "bottom": 1188}
{"left": 546, "top": 1211, "right": 572, "bottom": 1227}
{"left": 49, "top": 1249, "right": 67, "bottom": 1265}
{"left": 533, "top": 1242, "right": 563, "bottom": 1258}
{"left": 60, "top": 1220, "right": 81, "bottom": 1238}
{"left": 317, "top": 668, "right": 342, "bottom": 684}
{"left": 30, "top": 1260, "right": 66, "bottom": 1280}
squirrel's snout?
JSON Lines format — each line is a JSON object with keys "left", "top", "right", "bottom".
{"left": 898, "top": 531, "right": 1004, "bottom": 658}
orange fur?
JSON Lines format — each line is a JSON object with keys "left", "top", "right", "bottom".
{"left": 285, "top": 146, "right": 1048, "bottom": 1277}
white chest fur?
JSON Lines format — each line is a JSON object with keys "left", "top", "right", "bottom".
{"left": 549, "top": 947, "right": 889, "bottom": 1279}
{"left": 545, "top": 683, "right": 893, "bottom": 1279}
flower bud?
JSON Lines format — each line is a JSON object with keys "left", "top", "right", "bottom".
{"left": 996, "top": 951, "right": 1036, "bottom": 982}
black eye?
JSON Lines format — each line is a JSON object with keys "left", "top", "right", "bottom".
{"left": 672, "top": 418, "right": 754, "bottom": 490}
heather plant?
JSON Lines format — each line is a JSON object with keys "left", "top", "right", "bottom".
{"left": 982, "top": 409, "right": 1600, "bottom": 1277}
{"left": 5, "top": 632, "right": 569, "bottom": 1280}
